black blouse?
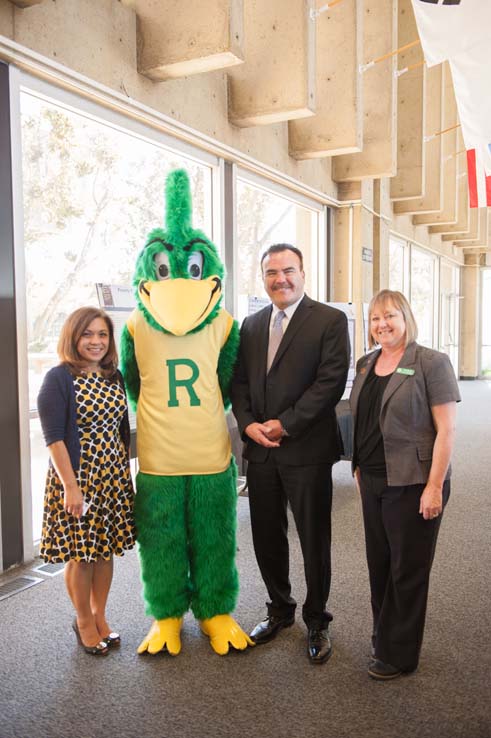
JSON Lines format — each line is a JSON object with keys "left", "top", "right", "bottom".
{"left": 355, "top": 367, "right": 392, "bottom": 477}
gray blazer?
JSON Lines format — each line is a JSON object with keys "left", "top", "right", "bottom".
{"left": 350, "top": 342, "right": 461, "bottom": 486}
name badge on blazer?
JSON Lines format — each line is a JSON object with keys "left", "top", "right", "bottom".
{"left": 396, "top": 367, "right": 415, "bottom": 376}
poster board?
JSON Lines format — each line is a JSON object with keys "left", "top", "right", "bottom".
{"left": 247, "top": 295, "right": 270, "bottom": 316}
{"left": 326, "top": 302, "right": 356, "bottom": 398}
{"left": 96, "top": 283, "right": 137, "bottom": 429}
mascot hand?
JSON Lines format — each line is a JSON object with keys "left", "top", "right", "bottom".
{"left": 200, "top": 614, "right": 255, "bottom": 655}
{"left": 137, "top": 617, "right": 183, "bottom": 656}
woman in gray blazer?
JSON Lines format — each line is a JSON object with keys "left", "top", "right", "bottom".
{"left": 350, "top": 289, "right": 460, "bottom": 681}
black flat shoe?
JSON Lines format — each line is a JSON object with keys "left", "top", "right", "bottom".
{"left": 103, "top": 632, "right": 121, "bottom": 648}
{"left": 72, "top": 620, "right": 109, "bottom": 656}
{"left": 307, "top": 628, "right": 332, "bottom": 664}
{"left": 368, "top": 658, "right": 402, "bottom": 680}
{"left": 250, "top": 615, "right": 295, "bottom": 644}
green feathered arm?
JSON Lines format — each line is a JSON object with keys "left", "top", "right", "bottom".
{"left": 120, "top": 324, "right": 140, "bottom": 412}
{"left": 218, "top": 320, "right": 240, "bottom": 411}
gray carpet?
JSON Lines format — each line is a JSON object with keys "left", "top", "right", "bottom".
{"left": 1, "top": 381, "right": 490, "bottom": 738}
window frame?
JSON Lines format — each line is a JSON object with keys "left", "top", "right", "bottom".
{"left": 233, "top": 166, "right": 328, "bottom": 319}
{"left": 9, "top": 69, "right": 332, "bottom": 558}
{"left": 11, "top": 69, "right": 222, "bottom": 552}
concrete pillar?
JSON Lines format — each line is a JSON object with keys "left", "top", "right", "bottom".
{"left": 332, "top": 0, "right": 397, "bottom": 182}
{"left": 393, "top": 63, "right": 443, "bottom": 214}
{"left": 332, "top": 181, "right": 374, "bottom": 359}
{"left": 136, "top": 0, "right": 244, "bottom": 81}
{"left": 373, "top": 178, "right": 391, "bottom": 291}
{"left": 390, "top": 0, "right": 426, "bottom": 200}
{"left": 288, "top": 0, "right": 363, "bottom": 158}
{"left": 413, "top": 66, "right": 458, "bottom": 227}
{"left": 228, "top": 0, "right": 315, "bottom": 127}
{"left": 459, "top": 256, "right": 481, "bottom": 378}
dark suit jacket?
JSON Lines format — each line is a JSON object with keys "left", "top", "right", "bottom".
{"left": 231, "top": 295, "right": 350, "bottom": 465}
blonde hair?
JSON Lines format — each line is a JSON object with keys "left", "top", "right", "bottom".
{"left": 57, "top": 306, "right": 118, "bottom": 379}
{"left": 368, "top": 289, "right": 418, "bottom": 349}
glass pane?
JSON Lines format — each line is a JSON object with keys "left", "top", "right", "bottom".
{"left": 236, "top": 178, "right": 319, "bottom": 323}
{"left": 389, "top": 240, "right": 404, "bottom": 292}
{"left": 439, "top": 261, "right": 460, "bottom": 373}
{"left": 482, "top": 269, "right": 491, "bottom": 375}
{"left": 20, "top": 90, "right": 214, "bottom": 541}
{"left": 410, "top": 248, "right": 436, "bottom": 348}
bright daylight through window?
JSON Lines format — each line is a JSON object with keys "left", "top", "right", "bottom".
{"left": 20, "top": 90, "right": 213, "bottom": 540}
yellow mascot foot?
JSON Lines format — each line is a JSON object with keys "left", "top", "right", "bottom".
{"left": 137, "top": 617, "right": 183, "bottom": 656}
{"left": 200, "top": 614, "right": 255, "bottom": 655}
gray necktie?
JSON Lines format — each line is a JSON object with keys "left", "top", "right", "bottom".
{"left": 267, "top": 310, "right": 286, "bottom": 372}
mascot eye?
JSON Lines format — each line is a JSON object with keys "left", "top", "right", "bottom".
{"left": 187, "top": 252, "right": 203, "bottom": 280}
{"left": 154, "top": 252, "right": 171, "bottom": 280}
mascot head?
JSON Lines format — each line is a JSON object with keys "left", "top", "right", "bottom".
{"left": 134, "top": 169, "right": 224, "bottom": 336}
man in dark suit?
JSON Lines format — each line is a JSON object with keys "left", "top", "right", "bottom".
{"left": 231, "top": 243, "right": 350, "bottom": 664}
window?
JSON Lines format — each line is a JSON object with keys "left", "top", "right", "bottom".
{"left": 481, "top": 269, "right": 491, "bottom": 376}
{"left": 12, "top": 75, "right": 331, "bottom": 553}
{"left": 439, "top": 260, "right": 460, "bottom": 373}
{"left": 410, "top": 247, "right": 438, "bottom": 349}
{"left": 388, "top": 236, "right": 409, "bottom": 295}
{"left": 19, "top": 85, "right": 216, "bottom": 542}
{"left": 235, "top": 172, "right": 325, "bottom": 323}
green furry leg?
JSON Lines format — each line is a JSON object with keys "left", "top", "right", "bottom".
{"left": 188, "top": 460, "right": 239, "bottom": 620}
{"left": 135, "top": 473, "right": 190, "bottom": 620}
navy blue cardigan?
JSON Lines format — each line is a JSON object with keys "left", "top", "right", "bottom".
{"left": 37, "top": 364, "right": 131, "bottom": 472}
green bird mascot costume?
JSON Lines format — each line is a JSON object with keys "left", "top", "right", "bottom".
{"left": 120, "top": 169, "right": 253, "bottom": 656}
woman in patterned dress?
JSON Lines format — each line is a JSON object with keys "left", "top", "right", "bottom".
{"left": 37, "top": 307, "right": 135, "bottom": 655}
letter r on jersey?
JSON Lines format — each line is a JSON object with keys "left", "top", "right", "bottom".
{"left": 167, "top": 359, "right": 201, "bottom": 407}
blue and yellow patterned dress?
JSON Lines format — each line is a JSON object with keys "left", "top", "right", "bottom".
{"left": 40, "top": 372, "right": 135, "bottom": 562}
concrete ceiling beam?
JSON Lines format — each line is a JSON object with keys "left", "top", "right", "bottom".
{"left": 429, "top": 153, "right": 469, "bottom": 234}
{"left": 390, "top": 0, "right": 425, "bottom": 201}
{"left": 414, "top": 68, "right": 459, "bottom": 227}
{"left": 442, "top": 206, "right": 480, "bottom": 242}
{"left": 393, "top": 63, "right": 443, "bottom": 214}
{"left": 136, "top": 0, "right": 244, "bottom": 81}
{"left": 228, "top": 0, "right": 315, "bottom": 127}
{"left": 288, "top": 0, "right": 363, "bottom": 159}
{"left": 8, "top": 1, "right": 43, "bottom": 7}
{"left": 454, "top": 209, "right": 489, "bottom": 248}
{"left": 332, "top": 0, "right": 397, "bottom": 182}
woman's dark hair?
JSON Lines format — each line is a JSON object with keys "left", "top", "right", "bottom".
{"left": 57, "top": 307, "right": 118, "bottom": 379}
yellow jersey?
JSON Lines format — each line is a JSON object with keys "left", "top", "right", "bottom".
{"left": 127, "top": 308, "right": 233, "bottom": 475}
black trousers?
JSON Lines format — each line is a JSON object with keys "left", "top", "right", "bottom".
{"left": 247, "top": 459, "right": 333, "bottom": 629}
{"left": 359, "top": 471, "right": 450, "bottom": 671}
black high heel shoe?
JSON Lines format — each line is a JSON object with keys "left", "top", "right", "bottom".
{"left": 72, "top": 620, "right": 109, "bottom": 656}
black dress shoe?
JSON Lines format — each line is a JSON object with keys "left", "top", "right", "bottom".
{"left": 307, "top": 628, "right": 332, "bottom": 664}
{"left": 250, "top": 615, "right": 295, "bottom": 644}
{"left": 368, "top": 658, "right": 402, "bottom": 680}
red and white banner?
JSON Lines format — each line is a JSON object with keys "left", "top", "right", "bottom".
{"left": 466, "top": 147, "right": 491, "bottom": 209}
{"left": 411, "top": 0, "right": 491, "bottom": 207}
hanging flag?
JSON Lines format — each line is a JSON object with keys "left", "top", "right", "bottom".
{"left": 466, "top": 147, "right": 491, "bottom": 209}
{"left": 411, "top": 1, "right": 491, "bottom": 67}
{"left": 411, "top": 0, "right": 491, "bottom": 207}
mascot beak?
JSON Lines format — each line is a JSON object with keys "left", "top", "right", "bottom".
{"left": 138, "top": 277, "right": 222, "bottom": 336}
